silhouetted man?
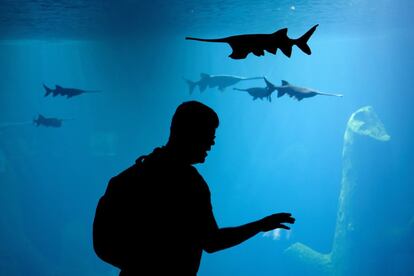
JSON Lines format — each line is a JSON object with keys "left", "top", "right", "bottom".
{"left": 93, "top": 100, "right": 295, "bottom": 276}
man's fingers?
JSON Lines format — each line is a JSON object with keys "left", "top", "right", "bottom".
{"left": 262, "top": 213, "right": 296, "bottom": 232}
{"left": 278, "top": 213, "right": 292, "bottom": 217}
{"left": 276, "top": 213, "right": 295, "bottom": 224}
{"left": 278, "top": 224, "right": 290, "bottom": 230}
{"left": 286, "top": 217, "right": 295, "bottom": 224}
{"left": 284, "top": 214, "right": 295, "bottom": 224}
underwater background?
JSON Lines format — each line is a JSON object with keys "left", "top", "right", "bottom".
{"left": 0, "top": 0, "right": 413, "bottom": 275}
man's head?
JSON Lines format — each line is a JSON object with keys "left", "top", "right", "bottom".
{"left": 167, "top": 101, "right": 219, "bottom": 164}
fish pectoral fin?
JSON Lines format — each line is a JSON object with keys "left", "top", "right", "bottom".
{"left": 253, "top": 49, "right": 265, "bottom": 56}
{"left": 228, "top": 45, "right": 250, "bottom": 59}
{"left": 265, "top": 48, "right": 277, "bottom": 55}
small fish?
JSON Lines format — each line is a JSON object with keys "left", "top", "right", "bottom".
{"left": 43, "top": 84, "right": 100, "bottom": 98}
{"left": 276, "top": 80, "right": 343, "bottom": 101}
{"left": 185, "top": 73, "right": 263, "bottom": 94}
{"left": 186, "top": 25, "right": 318, "bottom": 59}
{"left": 233, "top": 77, "right": 276, "bottom": 102}
{"left": 33, "top": 114, "right": 72, "bottom": 128}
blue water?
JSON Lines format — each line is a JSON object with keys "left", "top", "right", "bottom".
{"left": 1, "top": 1, "right": 413, "bottom": 275}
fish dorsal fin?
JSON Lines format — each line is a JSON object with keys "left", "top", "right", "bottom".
{"left": 273, "top": 28, "right": 288, "bottom": 35}
{"left": 264, "top": 78, "right": 275, "bottom": 89}
{"left": 38, "top": 114, "right": 45, "bottom": 119}
{"left": 55, "top": 85, "right": 63, "bottom": 89}
{"left": 200, "top": 73, "right": 210, "bottom": 79}
{"left": 281, "top": 80, "right": 290, "bottom": 86}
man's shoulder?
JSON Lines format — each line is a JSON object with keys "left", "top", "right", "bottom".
{"left": 110, "top": 160, "right": 141, "bottom": 184}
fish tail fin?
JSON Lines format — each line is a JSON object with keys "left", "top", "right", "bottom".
{"left": 43, "top": 84, "right": 53, "bottom": 97}
{"left": 295, "top": 24, "right": 319, "bottom": 55}
{"left": 185, "top": 79, "right": 197, "bottom": 94}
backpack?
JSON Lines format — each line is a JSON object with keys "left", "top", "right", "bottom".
{"left": 92, "top": 159, "right": 143, "bottom": 268}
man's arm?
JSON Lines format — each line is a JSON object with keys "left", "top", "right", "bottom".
{"left": 203, "top": 213, "right": 295, "bottom": 253}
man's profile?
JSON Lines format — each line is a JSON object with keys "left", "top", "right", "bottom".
{"left": 93, "top": 100, "right": 295, "bottom": 275}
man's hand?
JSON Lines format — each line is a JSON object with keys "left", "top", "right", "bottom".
{"left": 259, "top": 213, "right": 295, "bottom": 232}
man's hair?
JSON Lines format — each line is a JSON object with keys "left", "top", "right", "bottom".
{"left": 169, "top": 101, "right": 219, "bottom": 141}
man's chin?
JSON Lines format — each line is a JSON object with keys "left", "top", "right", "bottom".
{"left": 191, "top": 154, "right": 207, "bottom": 164}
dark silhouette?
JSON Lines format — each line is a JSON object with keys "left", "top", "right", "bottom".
{"left": 276, "top": 80, "right": 343, "bottom": 101}
{"left": 186, "top": 24, "right": 318, "bottom": 59}
{"left": 43, "top": 84, "right": 100, "bottom": 98}
{"left": 93, "top": 101, "right": 295, "bottom": 276}
{"left": 234, "top": 77, "right": 277, "bottom": 102}
{"left": 185, "top": 73, "right": 263, "bottom": 94}
{"left": 33, "top": 114, "right": 66, "bottom": 127}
